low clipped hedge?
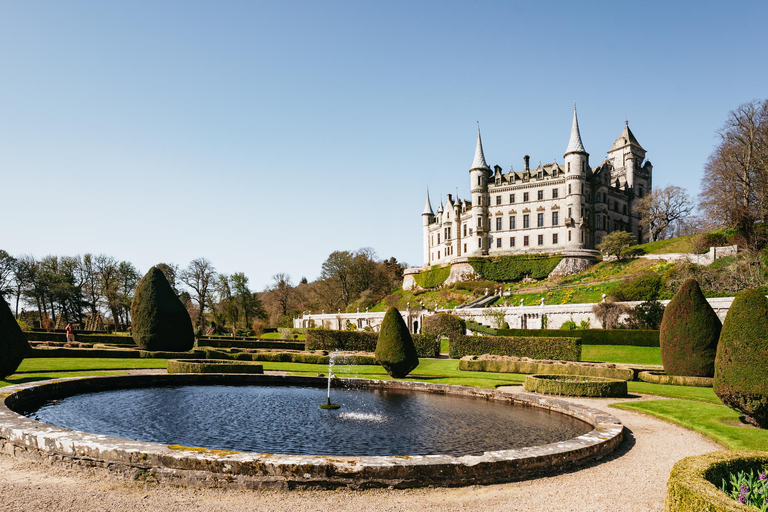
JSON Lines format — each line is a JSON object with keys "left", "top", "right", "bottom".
{"left": 496, "top": 328, "right": 660, "bottom": 347}
{"left": 167, "top": 359, "right": 264, "bottom": 374}
{"left": 412, "top": 265, "right": 450, "bottom": 289}
{"left": 24, "top": 332, "right": 136, "bottom": 345}
{"left": 449, "top": 334, "right": 581, "bottom": 361}
{"left": 638, "top": 371, "right": 713, "bottom": 387}
{"left": 468, "top": 254, "right": 563, "bottom": 282}
{"left": 198, "top": 347, "right": 378, "bottom": 365}
{"left": 459, "top": 356, "right": 633, "bottom": 380}
{"left": 305, "top": 329, "right": 439, "bottom": 358}
{"left": 666, "top": 451, "right": 768, "bottom": 511}
{"left": 196, "top": 338, "right": 305, "bottom": 350}
{"left": 28, "top": 346, "right": 207, "bottom": 359}
{"left": 523, "top": 374, "right": 627, "bottom": 397}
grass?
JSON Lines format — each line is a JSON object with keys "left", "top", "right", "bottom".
{"left": 634, "top": 235, "right": 696, "bottom": 254}
{"left": 259, "top": 332, "right": 306, "bottom": 341}
{"left": 611, "top": 399, "right": 768, "bottom": 451}
{"left": 581, "top": 345, "right": 662, "bottom": 366}
{"left": 1, "top": 371, "right": 131, "bottom": 387}
{"left": 15, "top": 358, "right": 169, "bottom": 373}
{"left": 626, "top": 381, "right": 721, "bottom": 403}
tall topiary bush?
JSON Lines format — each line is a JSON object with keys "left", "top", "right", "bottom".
{"left": 131, "top": 266, "right": 195, "bottom": 352}
{"left": 0, "top": 296, "right": 28, "bottom": 378}
{"left": 375, "top": 307, "right": 418, "bottom": 378}
{"left": 659, "top": 278, "right": 721, "bottom": 377}
{"left": 714, "top": 288, "right": 768, "bottom": 427}
{"left": 422, "top": 313, "right": 465, "bottom": 343}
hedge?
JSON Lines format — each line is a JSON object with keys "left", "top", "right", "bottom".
{"left": 412, "top": 265, "right": 450, "bottom": 289}
{"left": 27, "top": 347, "right": 206, "bottom": 359}
{"left": 666, "top": 451, "right": 768, "bottom": 511}
{"left": 167, "top": 359, "right": 264, "bottom": 374}
{"left": 197, "top": 347, "right": 378, "bottom": 366}
{"left": 524, "top": 374, "right": 627, "bottom": 397}
{"left": 638, "top": 371, "right": 713, "bottom": 387}
{"left": 196, "top": 338, "right": 305, "bottom": 350}
{"left": 449, "top": 334, "right": 581, "bottom": 361}
{"left": 497, "top": 328, "right": 660, "bottom": 347}
{"left": 465, "top": 320, "right": 498, "bottom": 336}
{"left": 467, "top": 254, "right": 563, "bottom": 282}
{"left": 459, "top": 356, "right": 633, "bottom": 380}
{"left": 24, "top": 332, "right": 136, "bottom": 345}
{"left": 305, "top": 329, "right": 439, "bottom": 358}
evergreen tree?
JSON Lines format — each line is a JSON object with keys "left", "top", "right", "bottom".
{"left": 375, "top": 307, "right": 418, "bottom": 378}
{"left": 130, "top": 267, "right": 194, "bottom": 351}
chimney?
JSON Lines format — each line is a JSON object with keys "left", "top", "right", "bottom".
{"left": 524, "top": 155, "right": 530, "bottom": 172}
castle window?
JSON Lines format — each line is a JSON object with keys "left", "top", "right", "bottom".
{"left": 639, "top": 186, "right": 644, "bottom": 198}
{"left": 552, "top": 212, "right": 559, "bottom": 226}
{"left": 447, "top": 227, "right": 452, "bottom": 239}
{"left": 568, "top": 184, "right": 572, "bottom": 194}
{"left": 438, "top": 251, "right": 440, "bottom": 259}
{"left": 524, "top": 236, "right": 529, "bottom": 246}
{"left": 596, "top": 192, "right": 601, "bottom": 202}
{"left": 568, "top": 231, "right": 572, "bottom": 242}
{"left": 581, "top": 184, "right": 584, "bottom": 194}
{"left": 477, "top": 176, "right": 481, "bottom": 186}
{"left": 623, "top": 204, "right": 627, "bottom": 214}
{"left": 510, "top": 237, "right": 515, "bottom": 247}
{"left": 596, "top": 237, "right": 601, "bottom": 244}
{"left": 463, "top": 224, "right": 467, "bottom": 236}
{"left": 582, "top": 162, "right": 586, "bottom": 174}
{"left": 523, "top": 215, "right": 530, "bottom": 228}
{"left": 496, "top": 238, "right": 502, "bottom": 248}
{"left": 567, "top": 162, "right": 571, "bottom": 173}
{"left": 510, "top": 194, "right": 515, "bottom": 203}
{"left": 509, "top": 216, "right": 516, "bottom": 229}
{"left": 537, "top": 213, "right": 544, "bottom": 227}
{"left": 523, "top": 192, "right": 529, "bottom": 202}
{"left": 463, "top": 243, "right": 467, "bottom": 253}
{"left": 537, "top": 190, "right": 544, "bottom": 200}
{"left": 538, "top": 235, "right": 544, "bottom": 246}
{"left": 496, "top": 195, "right": 501, "bottom": 205}
{"left": 478, "top": 238, "right": 482, "bottom": 248}
{"left": 437, "top": 233, "right": 441, "bottom": 244}
{"left": 581, "top": 231, "right": 584, "bottom": 242}
{"left": 597, "top": 215, "right": 602, "bottom": 229}
{"left": 496, "top": 217, "right": 502, "bottom": 231}
{"left": 553, "top": 233, "right": 558, "bottom": 244}
{"left": 477, "top": 217, "right": 482, "bottom": 228}
{"left": 568, "top": 207, "right": 572, "bottom": 219}
{"left": 496, "top": 178, "right": 500, "bottom": 185}
{"left": 552, "top": 188, "right": 558, "bottom": 199}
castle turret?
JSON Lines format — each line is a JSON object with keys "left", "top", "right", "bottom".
{"left": 563, "top": 106, "right": 589, "bottom": 249}
{"left": 422, "top": 190, "right": 434, "bottom": 266}
{"left": 469, "top": 127, "right": 490, "bottom": 256}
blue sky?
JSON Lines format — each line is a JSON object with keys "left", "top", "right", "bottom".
{"left": 2, "top": 1, "right": 767, "bottom": 290}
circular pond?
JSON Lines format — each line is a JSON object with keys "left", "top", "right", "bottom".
{"left": 21, "top": 384, "right": 591, "bottom": 457}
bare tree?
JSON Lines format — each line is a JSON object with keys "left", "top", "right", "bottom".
{"left": 700, "top": 99, "right": 768, "bottom": 236}
{"left": 180, "top": 258, "right": 217, "bottom": 329}
{"left": 0, "top": 250, "right": 15, "bottom": 300}
{"left": 634, "top": 185, "right": 694, "bottom": 241}
{"left": 269, "top": 273, "right": 294, "bottom": 318}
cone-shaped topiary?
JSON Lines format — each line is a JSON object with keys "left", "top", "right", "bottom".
{"left": 375, "top": 307, "right": 419, "bottom": 378}
{"left": 0, "top": 296, "right": 28, "bottom": 379}
{"left": 131, "top": 266, "right": 194, "bottom": 352}
{"left": 714, "top": 288, "right": 768, "bottom": 428}
{"left": 659, "top": 278, "right": 721, "bottom": 377}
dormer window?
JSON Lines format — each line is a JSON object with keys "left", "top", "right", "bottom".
{"left": 496, "top": 178, "right": 501, "bottom": 185}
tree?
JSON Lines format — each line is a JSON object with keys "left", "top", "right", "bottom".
{"left": 131, "top": 266, "right": 194, "bottom": 351}
{"left": 79, "top": 254, "right": 101, "bottom": 322}
{"left": 117, "top": 261, "right": 140, "bottom": 326}
{"left": 269, "top": 273, "right": 294, "bottom": 318}
{"left": 179, "top": 258, "right": 217, "bottom": 329}
{"left": 320, "top": 250, "right": 354, "bottom": 307}
{"left": 0, "top": 250, "right": 16, "bottom": 301}
{"left": 596, "top": 231, "right": 637, "bottom": 260}
{"left": 375, "top": 307, "right": 419, "bottom": 378}
{"left": 155, "top": 263, "right": 180, "bottom": 294}
{"left": 591, "top": 302, "right": 629, "bottom": 329}
{"left": 634, "top": 185, "right": 694, "bottom": 242}
{"left": 700, "top": 99, "right": 768, "bottom": 239}
{"left": 229, "top": 272, "right": 266, "bottom": 330}
{"left": 0, "top": 296, "right": 28, "bottom": 378}
{"left": 96, "top": 255, "right": 121, "bottom": 329}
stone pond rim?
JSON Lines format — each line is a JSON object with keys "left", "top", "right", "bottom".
{"left": 0, "top": 374, "right": 624, "bottom": 490}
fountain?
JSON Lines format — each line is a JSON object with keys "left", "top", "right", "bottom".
{"left": 319, "top": 350, "right": 341, "bottom": 409}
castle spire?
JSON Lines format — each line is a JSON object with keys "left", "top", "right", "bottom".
{"left": 471, "top": 125, "right": 490, "bottom": 170}
{"left": 422, "top": 189, "right": 434, "bottom": 215}
{"left": 565, "top": 106, "right": 586, "bottom": 155}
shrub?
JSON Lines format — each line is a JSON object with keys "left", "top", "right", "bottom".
{"left": 412, "top": 265, "right": 450, "bottom": 289}
{"left": 660, "top": 279, "right": 721, "bottom": 377}
{"left": 375, "top": 307, "right": 419, "bottom": 378}
{"left": 592, "top": 302, "right": 629, "bottom": 329}
{"left": 608, "top": 272, "right": 663, "bottom": 301}
{"left": 714, "top": 288, "right": 768, "bottom": 427}
{"left": 131, "top": 266, "right": 195, "bottom": 352}
{"left": 422, "top": 313, "right": 465, "bottom": 343}
{"left": 167, "top": 359, "right": 264, "bottom": 374}
{"left": 450, "top": 334, "right": 581, "bottom": 361}
{"left": 0, "top": 296, "right": 29, "bottom": 378}
{"left": 459, "top": 357, "right": 634, "bottom": 380}
{"left": 625, "top": 300, "right": 665, "bottom": 330}
{"left": 496, "top": 328, "right": 659, "bottom": 347}
{"left": 523, "top": 374, "right": 627, "bottom": 397}
{"left": 467, "top": 254, "right": 563, "bottom": 282}
{"left": 596, "top": 231, "right": 636, "bottom": 260}
{"left": 305, "top": 328, "right": 438, "bottom": 358}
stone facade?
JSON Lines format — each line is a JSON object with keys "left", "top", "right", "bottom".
{"left": 421, "top": 108, "right": 653, "bottom": 267}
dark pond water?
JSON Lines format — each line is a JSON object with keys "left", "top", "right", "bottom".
{"left": 22, "top": 385, "right": 592, "bottom": 457}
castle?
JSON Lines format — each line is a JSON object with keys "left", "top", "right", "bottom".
{"left": 421, "top": 108, "right": 653, "bottom": 267}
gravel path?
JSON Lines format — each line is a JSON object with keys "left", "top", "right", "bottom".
{"left": 0, "top": 389, "right": 722, "bottom": 512}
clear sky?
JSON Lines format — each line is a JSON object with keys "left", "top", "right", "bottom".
{"left": 2, "top": 1, "right": 767, "bottom": 290}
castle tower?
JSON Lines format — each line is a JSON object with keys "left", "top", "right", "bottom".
{"left": 469, "top": 127, "right": 490, "bottom": 256}
{"left": 563, "top": 106, "right": 589, "bottom": 249}
{"left": 422, "top": 190, "right": 434, "bottom": 265}
{"left": 608, "top": 121, "right": 646, "bottom": 192}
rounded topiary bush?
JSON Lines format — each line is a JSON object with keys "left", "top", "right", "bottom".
{"left": 131, "top": 266, "right": 195, "bottom": 352}
{"left": 714, "top": 288, "right": 768, "bottom": 428}
{"left": 375, "top": 307, "right": 419, "bottom": 378}
{"left": 422, "top": 313, "right": 465, "bottom": 349}
{"left": 659, "top": 278, "right": 721, "bottom": 377}
{"left": 0, "top": 296, "right": 29, "bottom": 379}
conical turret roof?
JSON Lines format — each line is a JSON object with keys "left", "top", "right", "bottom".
{"left": 471, "top": 127, "right": 490, "bottom": 170}
{"left": 422, "top": 190, "right": 434, "bottom": 216}
{"left": 612, "top": 122, "right": 645, "bottom": 152}
{"left": 565, "top": 106, "right": 587, "bottom": 155}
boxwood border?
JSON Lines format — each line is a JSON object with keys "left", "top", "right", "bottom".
{"left": 524, "top": 374, "right": 627, "bottom": 397}
{"left": 638, "top": 370, "right": 713, "bottom": 387}
{"left": 167, "top": 359, "right": 264, "bottom": 374}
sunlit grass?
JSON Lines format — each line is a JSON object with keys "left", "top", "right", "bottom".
{"left": 582, "top": 345, "right": 662, "bottom": 366}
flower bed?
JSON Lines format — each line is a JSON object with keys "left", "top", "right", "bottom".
{"left": 167, "top": 359, "right": 264, "bottom": 374}
{"left": 638, "top": 370, "right": 713, "bottom": 387}
{"left": 666, "top": 451, "right": 768, "bottom": 511}
{"left": 523, "top": 374, "right": 627, "bottom": 397}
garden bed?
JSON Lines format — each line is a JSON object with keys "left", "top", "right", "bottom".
{"left": 638, "top": 370, "right": 713, "bottom": 387}
{"left": 524, "top": 374, "right": 627, "bottom": 397}
{"left": 167, "top": 359, "right": 264, "bottom": 374}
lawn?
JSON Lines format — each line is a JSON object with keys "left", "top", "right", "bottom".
{"left": 15, "top": 358, "right": 169, "bottom": 373}
{"left": 635, "top": 235, "right": 696, "bottom": 254}
{"left": 611, "top": 399, "right": 768, "bottom": 451}
{"left": 581, "top": 345, "right": 662, "bottom": 366}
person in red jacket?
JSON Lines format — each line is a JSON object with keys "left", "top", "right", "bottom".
{"left": 65, "top": 323, "right": 75, "bottom": 343}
